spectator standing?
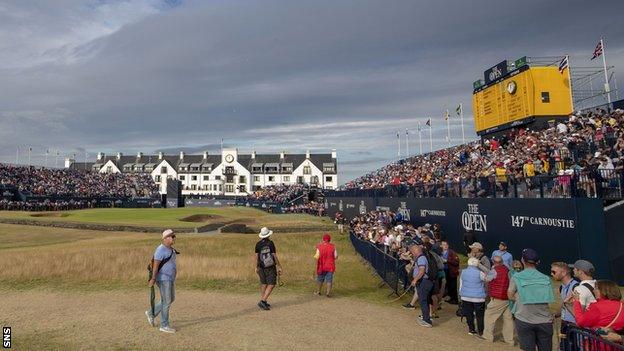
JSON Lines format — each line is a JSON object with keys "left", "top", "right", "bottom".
{"left": 255, "top": 227, "right": 282, "bottom": 311}
{"left": 146, "top": 229, "right": 178, "bottom": 333}
{"left": 410, "top": 244, "right": 434, "bottom": 328}
{"left": 491, "top": 242, "right": 513, "bottom": 269}
{"left": 469, "top": 242, "right": 491, "bottom": 273}
{"left": 483, "top": 255, "right": 514, "bottom": 345}
{"left": 572, "top": 280, "right": 624, "bottom": 332}
{"left": 314, "top": 233, "right": 337, "bottom": 297}
{"left": 551, "top": 261, "right": 578, "bottom": 349}
{"left": 441, "top": 240, "right": 460, "bottom": 305}
{"left": 459, "top": 257, "right": 487, "bottom": 338}
{"left": 572, "top": 260, "right": 597, "bottom": 310}
{"left": 507, "top": 249, "right": 554, "bottom": 351}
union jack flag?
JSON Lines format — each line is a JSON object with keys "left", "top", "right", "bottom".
{"left": 591, "top": 40, "right": 603, "bottom": 60}
{"left": 558, "top": 55, "right": 569, "bottom": 74}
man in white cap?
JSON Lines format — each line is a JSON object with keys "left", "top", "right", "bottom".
{"left": 469, "top": 242, "right": 491, "bottom": 273}
{"left": 146, "top": 229, "right": 178, "bottom": 333}
{"left": 254, "top": 227, "right": 282, "bottom": 310}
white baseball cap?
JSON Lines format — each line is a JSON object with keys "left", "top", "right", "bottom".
{"left": 162, "top": 229, "right": 175, "bottom": 239}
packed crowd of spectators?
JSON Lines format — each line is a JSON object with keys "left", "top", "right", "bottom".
{"left": 282, "top": 201, "right": 325, "bottom": 216}
{"left": 0, "top": 199, "right": 95, "bottom": 211}
{"left": 0, "top": 164, "right": 159, "bottom": 199}
{"left": 247, "top": 184, "right": 308, "bottom": 204}
{"left": 348, "top": 210, "right": 624, "bottom": 349}
{"left": 346, "top": 109, "right": 624, "bottom": 199}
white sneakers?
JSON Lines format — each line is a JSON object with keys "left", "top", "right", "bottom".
{"left": 146, "top": 310, "right": 175, "bottom": 333}
{"left": 159, "top": 326, "right": 176, "bottom": 333}
{"left": 145, "top": 311, "right": 155, "bottom": 327}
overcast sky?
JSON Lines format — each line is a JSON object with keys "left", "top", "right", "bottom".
{"left": 2, "top": 0, "right": 623, "bottom": 183}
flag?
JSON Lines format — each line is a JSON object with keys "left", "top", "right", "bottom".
{"left": 425, "top": 118, "right": 431, "bottom": 127}
{"left": 591, "top": 39, "right": 603, "bottom": 60}
{"left": 396, "top": 131, "right": 400, "bottom": 139}
{"left": 417, "top": 122, "right": 422, "bottom": 132}
{"left": 405, "top": 128, "right": 408, "bottom": 136}
{"left": 456, "top": 104, "right": 462, "bottom": 116}
{"left": 558, "top": 55, "right": 569, "bottom": 74}
{"left": 444, "top": 109, "right": 450, "bottom": 121}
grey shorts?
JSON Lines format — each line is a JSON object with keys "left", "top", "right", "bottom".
{"left": 258, "top": 266, "right": 277, "bottom": 285}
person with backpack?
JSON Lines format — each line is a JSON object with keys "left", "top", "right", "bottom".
{"left": 255, "top": 227, "right": 282, "bottom": 311}
{"left": 571, "top": 260, "right": 597, "bottom": 310}
{"left": 459, "top": 257, "right": 487, "bottom": 338}
{"left": 314, "top": 233, "right": 337, "bottom": 297}
{"left": 409, "top": 243, "right": 434, "bottom": 328}
{"left": 146, "top": 229, "right": 178, "bottom": 333}
{"left": 507, "top": 248, "right": 554, "bottom": 351}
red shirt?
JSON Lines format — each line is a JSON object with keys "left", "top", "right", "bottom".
{"left": 316, "top": 242, "right": 336, "bottom": 274}
{"left": 574, "top": 299, "right": 624, "bottom": 331}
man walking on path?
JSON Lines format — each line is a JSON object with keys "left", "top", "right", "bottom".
{"left": 410, "top": 244, "right": 434, "bottom": 328}
{"left": 255, "top": 227, "right": 282, "bottom": 310}
{"left": 483, "top": 255, "right": 513, "bottom": 345}
{"left": 314, "top": 233, "right": 337, "bottom": 297}
{"left": 507, "top": 248, "right": 554, "bottom": 351}
{"left": 146, "top": 229, "right": 178, "bottom": 333}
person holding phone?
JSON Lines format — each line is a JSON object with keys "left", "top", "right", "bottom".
{"left": 572, "top": 280, "right": 624, "bottom": 333}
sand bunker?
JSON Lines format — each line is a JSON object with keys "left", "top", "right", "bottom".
{"left": 180, "top": 214, "right": 219, "bottom": 222}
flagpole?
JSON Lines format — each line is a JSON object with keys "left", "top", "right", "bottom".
{"left": 445, "top": 109, "right": 451, "bottom": 147}
{"left": 55, "top": 151, "right": 60, "bottom": 168}
{"left": 405, "top": 129, "right": 409, "bottom": 158}
{"left": 16, "top": 147, "right": 19, "bottom": 164}
{"left": 28, "top": 147, "right": 32, "bottom": 166}
{"left": 45, "top": 149, "right": 49, "bottom": 167}
{"left": 460, "top": 103, "right": 466, "bottom": 144}
{"left": 397, "top": 131, "right": 401, "bottom": 158}
{"left": 600, "top": 38, "right": 612, "bottom": 105}
{"left": 428, "top": 119, "right": 433, "bottom": 153}
{"left": 418, "top": 122, "right": 423, "bottom": 155}
{"left": 566, "top": 55, "right": 574, "bottom": 113}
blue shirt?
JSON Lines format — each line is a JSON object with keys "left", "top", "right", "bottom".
{"left": 491, "top": 250, "right": 513, "bottom": 269}
{"left": 414, "top": 255, "right": 429, "bottom": 280}
{"left": 560, "top": 279, "right": 578, "bottom": 323}
{"left": 154, "top": 244, "right": 177, "bottom": 282}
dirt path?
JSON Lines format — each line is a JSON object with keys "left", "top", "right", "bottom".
{"left": 1, "top": 290, "right": 517, "bottom": 350}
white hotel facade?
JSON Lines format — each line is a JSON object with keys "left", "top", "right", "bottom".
{"left": 66, "top": 148, "right": 337, "bottom": 196}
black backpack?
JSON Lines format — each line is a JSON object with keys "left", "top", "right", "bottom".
{"left": 147, "top": 247, "right": 179, "bottom": 279}
{"left": 418, "top": 251, "right": 439, "bottom": 281}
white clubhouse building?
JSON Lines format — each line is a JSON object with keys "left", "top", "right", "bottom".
{"left": 66, "top": 148, "right": 337, "bottom": 196}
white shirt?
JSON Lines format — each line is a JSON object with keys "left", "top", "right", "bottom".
{"left": 557, "top": 123, "right": 568, "bottom": 134}
{"left": 574, "top": 279, "right": 597, "bottom": 309}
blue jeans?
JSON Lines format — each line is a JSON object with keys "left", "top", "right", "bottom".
{"left": 152, "top": 280, "right": 175, "bottom": 327}
{"left": 417, "top": 279, "right": 434, "bottom": 324}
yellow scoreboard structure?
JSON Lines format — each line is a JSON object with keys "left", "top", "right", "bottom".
{"left": 472, "top": 58, "right": 573, "bottom": 135}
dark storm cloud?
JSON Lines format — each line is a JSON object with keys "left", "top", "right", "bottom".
{"left": 1, "top": 0, "right": 623, "bottom": 182}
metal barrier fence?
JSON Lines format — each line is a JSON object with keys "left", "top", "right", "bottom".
{"left": 331, "top": 169, "right": 624, "bottom": 200}
{"left": 349, "top": 232, "right": 408, "bottom": 296}
{"left": 563, "top": 325, "right": 624, "bottom": 351}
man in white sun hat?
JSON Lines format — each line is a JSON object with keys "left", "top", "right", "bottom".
{"left": 254, "top": 227, "right": 282, "bottom": 310}
{"left": 146, "top": 229, "right": 179, "bottom": 333}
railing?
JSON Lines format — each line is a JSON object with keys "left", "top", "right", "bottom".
{"left": 563, "top": 325, "right": 624, "bottom": 351}
{"left": 349, "top": 232, "right": 408, "bottom": 296}
{"left": 332, "top": 169, "right": 624, "bottom": 200}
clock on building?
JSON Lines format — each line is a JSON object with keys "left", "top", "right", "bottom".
{"left": 225, "top": 154, "right": 234, "bottom": 163}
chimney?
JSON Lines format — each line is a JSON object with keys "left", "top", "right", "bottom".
{"left": 305, "top": 150, "right": 311, "bottom": 159}
{"left": 179, "top": 151, "right": 185, "bottom": 160}
{"left": 203, "top": 151, "right": 208, "bottom": 160}
{"left": 280, "top": 151, "right": 285, "bottom": 159}
{"left": 116, "top": 152, "right": 122, "bottom": 160}
{"left": 251, "top": 150, "right": 256, "bottom": 159}
{"left": 331, "top": 149, "right": 337, "bottom": 159}
{"left": 97, "top": 152, "right": 104, "bottom": 161}
{"left": 158, "top": 152, "right": 163, "bottom": 160}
